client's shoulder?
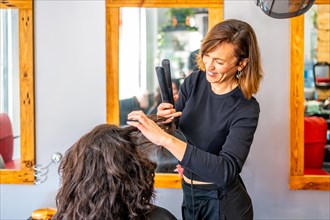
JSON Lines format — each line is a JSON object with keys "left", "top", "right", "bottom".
{"left": 148, "top": 205, "right": 177, "bottom": 220}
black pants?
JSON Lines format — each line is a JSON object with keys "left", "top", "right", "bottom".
{"left": 181, "top": 178, "right": 253, "bottom": 220}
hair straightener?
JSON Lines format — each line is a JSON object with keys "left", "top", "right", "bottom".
{"left": 155, "top": 59, "right": 175, "bottom": 105}
{"left": 155, "top": 59, "right": 186, "bottom": 142}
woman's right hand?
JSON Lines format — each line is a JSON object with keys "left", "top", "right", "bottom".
{"left": 157, "top": 102, "right": 182, "bottom": 124}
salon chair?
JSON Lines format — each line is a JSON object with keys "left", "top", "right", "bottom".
{"left": 0, "top": 112, "right": 18, "bottom": 169}
{"left": 304, "top": 116, "right": 329, "bottom": 175}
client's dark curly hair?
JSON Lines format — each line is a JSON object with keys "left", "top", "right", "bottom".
{"left": 52, "top": 116, "right": 175, "bottom": 220}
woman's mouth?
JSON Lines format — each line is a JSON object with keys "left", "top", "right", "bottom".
{"left": 207, "top": 71, "right": 218, "bottom": 77}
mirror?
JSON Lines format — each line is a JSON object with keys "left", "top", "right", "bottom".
{"left": 106, "top": 0, "right": 223, "bottom": 188}
{"left": 290, "top": 0, "right": 330, "bottom": 190}
{"left": 118, "top": 7, "right": 206, "bottom": 123}
{"left": 119, "top": 7, "right": 207, "bottom": 174}
{"left": 0, "top": 0, "right": 35, "bottom": 184}
{"left": 0, "top": 8, "right": 19, "bottom": 169}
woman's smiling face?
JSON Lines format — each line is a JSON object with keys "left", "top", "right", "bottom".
{"left": 202, "top": 42, "right": 239, "bottom": 85}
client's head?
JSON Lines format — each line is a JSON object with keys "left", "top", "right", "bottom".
{"left": 53, "top": 116, "right": 175, "bottom": 220}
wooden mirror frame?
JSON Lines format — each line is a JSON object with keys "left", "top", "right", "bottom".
{"left": 289, "top": 0, "right": 330, "bottom": 190}
{"left": 0, "top": 0, "right": 35, "bottom": 184}
{"left": 106, "top": 0, "right": 223, "bottom": 188}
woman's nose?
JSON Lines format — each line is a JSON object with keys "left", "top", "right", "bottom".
{"left": 206, "top": 60, "right": 215, "bottom": 70}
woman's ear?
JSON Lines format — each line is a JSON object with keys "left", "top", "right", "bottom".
{"left": 239, "top": 58, "right": 249, "bottom": 71}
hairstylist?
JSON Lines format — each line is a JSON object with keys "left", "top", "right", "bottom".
{"left": 128, "top": 19, "right": 263, "bottom": 220}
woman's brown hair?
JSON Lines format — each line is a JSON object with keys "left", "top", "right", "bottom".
{"left": 196, "top": 19, "right": 263, "bottom": 99}
{"left": 53, "top": 116, "right": 175, "bottom": 220}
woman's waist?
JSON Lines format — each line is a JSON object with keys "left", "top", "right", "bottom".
{"left": 183, "top": 175, "right": 214, "bottom": 185}
{"left": 182, "top": 175, "right": 220, "bottom": 191}
{"left": 183, "top": 169, "right": 212, "bottom": 184}
{"left": 182, "top": 175, "right": 241, "bottom": 192}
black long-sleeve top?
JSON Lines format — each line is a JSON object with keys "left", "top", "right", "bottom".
{"left": 176, "top": 70, "right": 260, "bottom": 188}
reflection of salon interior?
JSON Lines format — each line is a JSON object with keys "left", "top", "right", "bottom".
{"left": 0, "top": 9, "right": 20, "bottom": 170}
{"left": 118, "top": 8, "right": 207, "bottom": 174}
{"left": 119, "top": 8, "right": 207, "bottom": 126}
{"left": 303, "top": 5, "right": 330, "bottom": 175}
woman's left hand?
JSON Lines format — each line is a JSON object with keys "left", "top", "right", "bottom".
{"left": 174, "top": 164, "right": 184, "bottom": 178}
{"left": 127, "top": 110, "right": 171, "bottom": 146}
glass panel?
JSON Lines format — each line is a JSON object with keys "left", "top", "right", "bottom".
{"left": 0, "top": 9, "right": 20, "bottom": 170}
{"left": 119, "top": 7, "right": 208, "bottom": 173}
{"left": 303, "top": 4, "right": 330, "bottom": 175}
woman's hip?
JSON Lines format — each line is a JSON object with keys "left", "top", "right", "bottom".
{"left": 181, "top": 177, "right": 253, "bottom": 220}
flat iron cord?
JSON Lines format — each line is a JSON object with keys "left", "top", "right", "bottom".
{"left": 190, "top": 170, "right": 195, "bottom": 220}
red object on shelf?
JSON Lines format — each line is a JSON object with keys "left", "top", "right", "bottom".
{"left": 316, "top": 77, "right": 330, "bottom": 84}
{"left": 304, "top": 116, "right": 329, "bottom": 175}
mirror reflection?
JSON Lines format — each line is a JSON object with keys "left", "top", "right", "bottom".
{"left": 0, "top": 8, "right": 20, "bottom": 170}
{"left": 303, "top": 4, "right": 330, "bottom": 175}
{"left": 119, "top": 8, "right": 208, "bottom": 173}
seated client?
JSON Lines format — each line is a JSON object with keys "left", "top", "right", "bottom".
{"left": 52, "top": 116, "right": 177, "bottom": 220}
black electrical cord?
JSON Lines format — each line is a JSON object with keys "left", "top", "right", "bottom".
{"left": 190, "top": 170, "right": 195, "bottom": 220}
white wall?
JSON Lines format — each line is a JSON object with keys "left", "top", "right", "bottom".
{"left": 1, "top": 1, "right": 329, "bottom": 220}
{"left": 1, "top": 1, "right": 107, "bottom": 219}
